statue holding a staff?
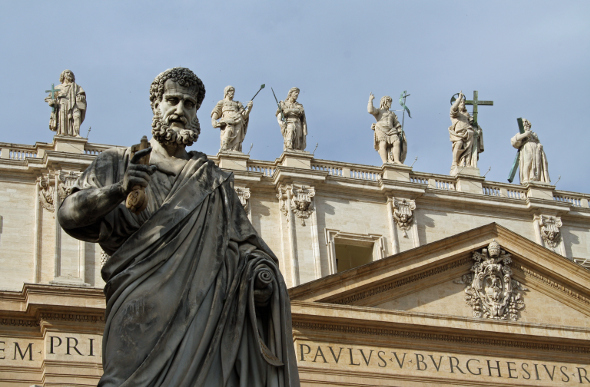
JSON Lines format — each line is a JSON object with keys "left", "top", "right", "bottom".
{"left": 368, "top": 93, "right": 407, "bottom": 164}
{"left": 211, "top": 85, "right": 262, "bottom": 152}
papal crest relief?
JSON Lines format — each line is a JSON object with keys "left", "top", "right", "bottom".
{"left": 457, "top": 240, "right": 527, "bottom": 321}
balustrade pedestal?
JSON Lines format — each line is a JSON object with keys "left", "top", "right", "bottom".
{"left": 381, "top": 163, "right": 412, "bottom": 182}
{"left": 53, "top": 135, "right": 88, "bottom": 154}
{"left": 279, "top": 150, "right": 313, "bottom": 169}
{"left": 217, "top": 150, "right": 250, "bottom": 171}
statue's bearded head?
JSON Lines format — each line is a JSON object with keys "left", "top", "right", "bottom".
{"left": 60, "top": 70, "right": 75, "bottom": 84}
{"left": 149, "top": 68, "right": 206, "bottom": 147}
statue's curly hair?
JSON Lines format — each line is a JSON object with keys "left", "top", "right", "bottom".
{"left": 149, "top": 67, "right": 205, "bottom": 110}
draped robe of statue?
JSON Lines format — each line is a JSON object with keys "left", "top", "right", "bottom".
{"left": 211, "top": 99, "right": 250, "bottom": 152}
{"left": 276, "top": 101, "right": 306, "bottom": 151}
{"left": 62, "top": 147, "right": 299, "bottom": 387}
{"left": 54, "top": 82, "right": 86, "bottom": 136}
{"left": 448, "top": 105, "right": 483, "bottom": 168}
{"left": 511, "top": 130, "right": 550, "bottom": 184}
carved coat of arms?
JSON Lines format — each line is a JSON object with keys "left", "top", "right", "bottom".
{"left": 459, "top": 240, "right": 527, "bottom": 321}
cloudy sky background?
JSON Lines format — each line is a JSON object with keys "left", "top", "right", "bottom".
{"left": 1, "top": 1, "right": 589, "bottom": 192}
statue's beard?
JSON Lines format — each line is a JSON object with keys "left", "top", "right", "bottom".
{"left": 151, "top": 110, "right": 200, "bottom": 147}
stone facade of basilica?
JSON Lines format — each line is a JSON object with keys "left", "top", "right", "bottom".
{"left": 0, "top": 135, "right": 589, "bottom": 386}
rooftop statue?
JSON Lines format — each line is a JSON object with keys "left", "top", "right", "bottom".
{"left": 368, "top": 93, "right": 407, "bottom": 164}
{"left": 211, "top": 85, "right": 252, "bottom": 152}
{"left": 448, "top": 91, "right": 484, "bottom": 174}
{"left": 45, "top": 69, "right": 86, "bottom": 137}
{"left": 510, "top": 118, "right": 550, "bottom": 184}
{"left": 276, "top": 87, "right": 307, "bottom": 151}
{"left": 57, "top": 68, "right": 299, "bottom": 387}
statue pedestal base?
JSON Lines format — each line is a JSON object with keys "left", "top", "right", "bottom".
{"left": 217, "top": 151, "right": 250, "bottom": 171}
{"left": 525, "top": 181, "right": 555, "bottom": 200}
{"left": 279, "top": 150, "right": 313, "bottom": 169}
{"left": 53, "top": 135, "right": 88, "bottom": 154}
{"left": 454, "top": 168, "right": 484, "bottom": 194}
{"left": 381, "top": 163, "right": 412, "bottom": 182}
{"left": 450, "top": 166, "right": 480, "bottom": 177}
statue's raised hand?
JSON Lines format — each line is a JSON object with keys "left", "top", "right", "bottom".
{"left": 122, "top": 148, "right": 156, "bottom": 195}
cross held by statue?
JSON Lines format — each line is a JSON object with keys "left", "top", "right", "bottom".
{"left": 466, "top": 90, "right": 493, "bottom": 124}
{"left": 451, "top": 90, "right": 493, "bottom": 124}
{"left": 45, "top": 83, "right": 59, "bottom": 100}
{"left": 45, "top": 83, "right": 59, "bottom": 113}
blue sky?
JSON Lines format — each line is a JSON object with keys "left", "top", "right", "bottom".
{"left": 1, "top": 1, "right": 589, "bottom": 192}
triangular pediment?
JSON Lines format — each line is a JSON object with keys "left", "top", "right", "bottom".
{"left": 290, "top": 223, "right": 590, "bottom": 327}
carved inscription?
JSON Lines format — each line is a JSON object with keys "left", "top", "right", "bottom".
{"left": 297, "top": 341, "right": 590, "bottom": 385}
{"left": 0, "top": 334, "right": 102, "bottom": 367}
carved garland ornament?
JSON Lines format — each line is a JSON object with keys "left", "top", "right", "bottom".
{"left": 536, "top": 215, "right": 562, "bottom": 249}
{"left": 277, "top": 184, "right": 290, "bottom": 218}
{"left": 459, "top": 240, "right": 527, "bottom": 321}
{"left": 392, "top": 198, "right": 416, "bottom": 237}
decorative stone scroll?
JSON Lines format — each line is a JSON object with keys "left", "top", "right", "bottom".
{"left": 37, "top": 174, "right": 55, "bottom": 212}
{"left": 57, "top": 170, "right": 81, "bottom": 200}
{"left": 277, "top": 184, "right": 291, "bottom": 219}
{"left": 458, "top": 240, "right": 527, "bottom": 321}
{"left": 536, "top": 215, "right": 562, "bottom": 249}
{"left": 392, "top": 198, "right": 416, "bottom": 237}
{"left": 234, "top": 187, "right": 251, "bottom": 211}
{"left": 276, "top": 184, "right": 315, "bottom": 226}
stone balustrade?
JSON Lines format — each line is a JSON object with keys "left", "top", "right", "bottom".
{"left": 2, "top": 139, "right": 588, "bottom": 212}
{"left": 0, "top": 143, "right": 38, "bottom": 160}
{"left": 553, "top": 190, "right": 590, "bottom": 208}
{"left": 247, "top": 160, "right": 275, "bottom": 177}
{"left": 84, "top": 143, "right": 112, "bottom": 155}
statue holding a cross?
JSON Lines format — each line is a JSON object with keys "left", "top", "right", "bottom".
{"left": 448, "top": 90, "right": 492, "bottom": 175}
{"left": 45, "top": 69, "right": 86, "bottom": 137}
{"left": 510, "top": 118, "right": 550, "bottom": 184}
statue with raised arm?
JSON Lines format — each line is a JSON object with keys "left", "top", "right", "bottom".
{"left": 45, "top": 69, "right": 86, "bottom": 137}
{"left": 276, "top": 87, "right": 307, "bottom": 151}
{"left": 511, "top": 119, "right": 550, "bottom": 184}
{"left": 368, "top": 93, "right": 407, "bottom": 164}
{"left": 448, "top": 91, "right": 484, "bottom": 174}
{"left": 57, "top": 67, "right": 299, "bottom": 387}
{"left": 211, "top": 86, "right": 253, "bottom": 152}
